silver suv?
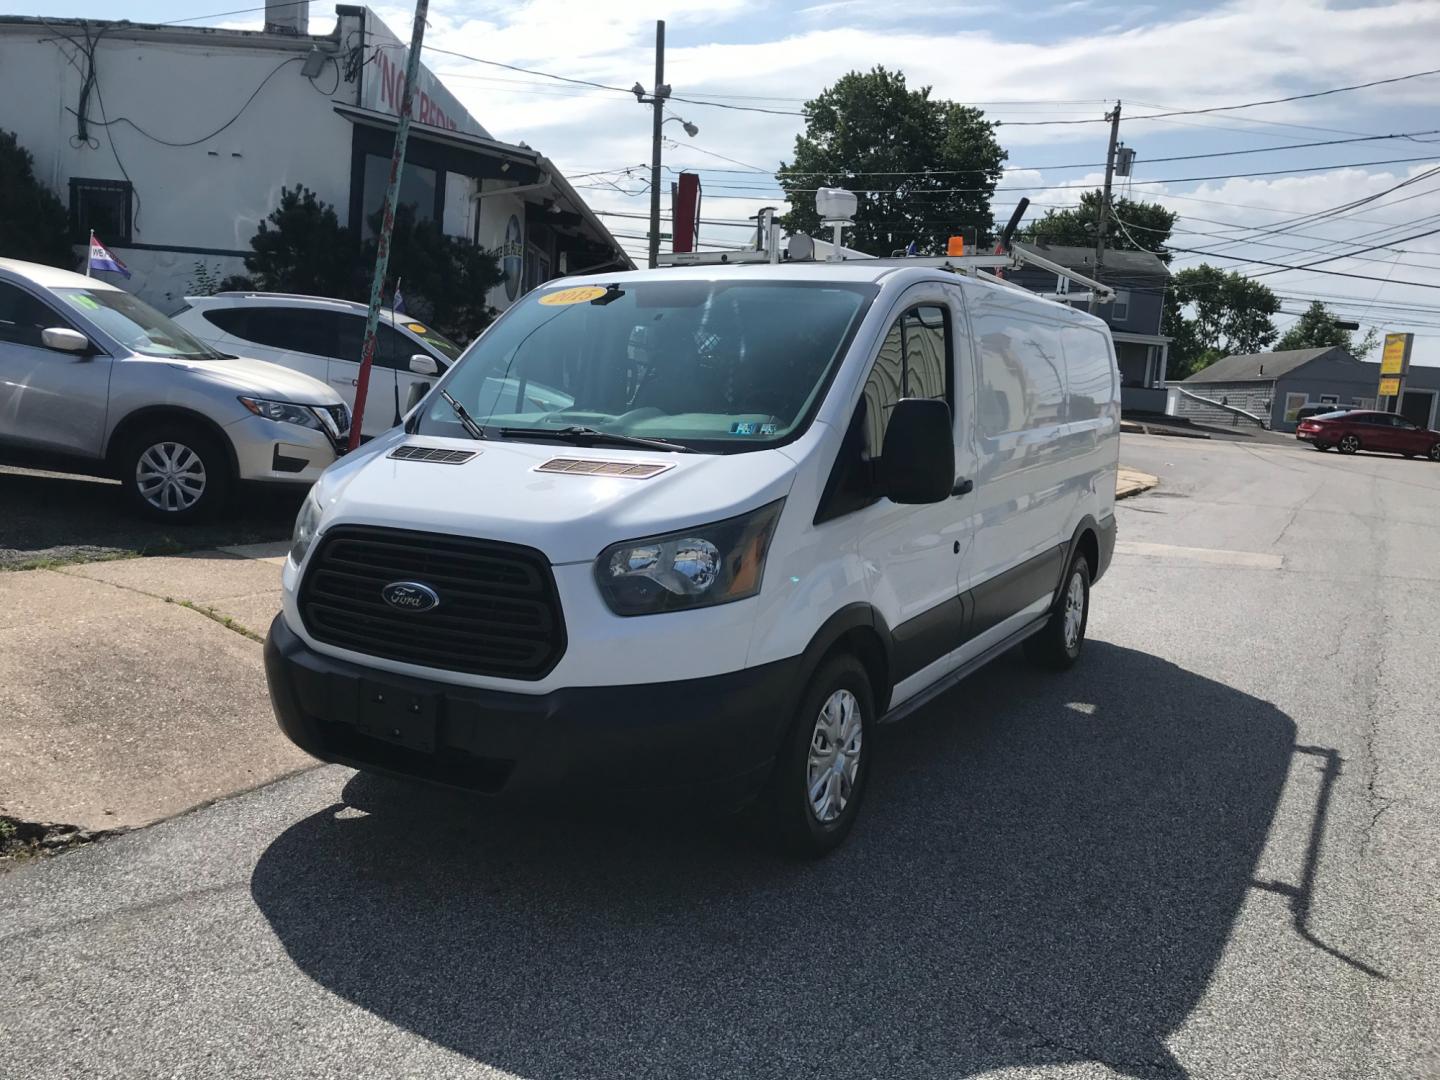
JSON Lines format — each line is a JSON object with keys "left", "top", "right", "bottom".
{"left": 0, "top": 257, "right": 349, "bottom": 522}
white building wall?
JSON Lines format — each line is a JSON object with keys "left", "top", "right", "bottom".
{"left": 0, "top": 21, "right": 358, "bottom": 310}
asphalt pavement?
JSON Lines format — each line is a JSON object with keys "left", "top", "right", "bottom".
{"left": 2, "top": 434, "right": 1437, "bottom": 1079}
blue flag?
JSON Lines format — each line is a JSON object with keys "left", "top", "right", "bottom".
{"left": 392, "top": 284, "right": 407, "bottom": 315}
{"left": 88, "top": 234, "right": 131, "bottom": 278}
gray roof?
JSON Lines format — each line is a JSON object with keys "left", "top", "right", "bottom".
{"left": 1013, "top": 243, "right": 1171, "bottom": 284}
{"left": 1181, "top": 346, "right": 1359, "bottom": 383}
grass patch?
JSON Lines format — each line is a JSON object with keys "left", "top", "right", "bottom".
{"left": 171, "top": 599, "right": 264, "bottom": 643}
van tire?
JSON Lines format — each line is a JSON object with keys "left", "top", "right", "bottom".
{"left": 1025, "top": 556, "right": 1091, "bottom": 671}
{"left": 119, "top": 422, "right": 232, "bottom": 523}
{"left": 762, "top": 653, "right": 874, "bottom": 858}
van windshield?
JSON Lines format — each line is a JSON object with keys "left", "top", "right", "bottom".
{"left": 415, "top": 279, "right": 876, "bottom": 452}
{"left": 54, "top": 288, "right": 224, "bottom": 361}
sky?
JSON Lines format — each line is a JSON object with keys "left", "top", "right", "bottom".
{"left": 24, "top": 0, "right": 1440, "bottom": 358}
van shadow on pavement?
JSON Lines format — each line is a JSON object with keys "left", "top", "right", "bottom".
{"left": 251, "top": 644, "right": 1300, "bottom": 1079}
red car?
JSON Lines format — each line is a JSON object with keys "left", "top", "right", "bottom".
{"left": 1296, "top": 410, "right": 1440, "bottom": 460}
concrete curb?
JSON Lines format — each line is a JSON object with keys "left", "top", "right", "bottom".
{"left": 1121, "top": 420, "right": 1211, "bottom": 440}
{"left": 1116, "top": 467, "right": 1159, "bottom": 500}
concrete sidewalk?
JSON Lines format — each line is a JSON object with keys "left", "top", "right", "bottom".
{"left": 1116, "top": 466, "right": 1159, "bottom": 500}
{"left": 0, "top": 543, "right": 301, "bottom": 835}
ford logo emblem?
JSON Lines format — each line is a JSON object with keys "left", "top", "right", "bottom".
{"left": 381, "top": 581, "right": 440, "bottom": 612}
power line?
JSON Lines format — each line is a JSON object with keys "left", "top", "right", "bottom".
{"left": 999, "top": 68, "right": 1440, "bottom": 126}
{"left": 1162, "top": 245, "right": 1440, "bottom": 289}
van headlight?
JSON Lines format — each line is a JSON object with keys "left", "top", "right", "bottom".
{"left": 595, "top": 500, "right": 784, "bottom": 616}
{"left": 289, "top": 491, "right": 323, "bottom": 566}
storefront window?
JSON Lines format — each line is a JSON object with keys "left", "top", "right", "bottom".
{"left": 362, "top": 156, "right": 438, "bottom": 236}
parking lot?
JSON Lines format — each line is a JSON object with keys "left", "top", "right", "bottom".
{"left": 2, "top": 433, "right": 1437, "bottom": 1078}
{"left": 0, "top": 464, "right": 301, "bottom": 570}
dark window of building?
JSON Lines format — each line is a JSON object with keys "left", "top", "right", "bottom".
{"left": 69, "top": 178, "right": 133, "bottom": 245}
{"left": 361, "top": 156, "right": 438, "bottom": 238}
{"left": 1111, "top": 290, "right": 1130, "bottom": 323}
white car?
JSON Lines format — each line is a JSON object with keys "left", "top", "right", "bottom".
{"left": 0, "top": 258, "right": 348, "bottom": 521}
{"left": 264, "top": 258, "right": 1120, "bottom": 855}
{"left": 174, "top": 293, "right": 464, "bottom": 438}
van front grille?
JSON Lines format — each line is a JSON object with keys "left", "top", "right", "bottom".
{"left": 299, "top": 526, "right": 565, "bottom": 680}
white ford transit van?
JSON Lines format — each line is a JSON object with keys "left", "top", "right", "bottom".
{"left": 264, "top": 261, "right": 1119, "bottom": 855}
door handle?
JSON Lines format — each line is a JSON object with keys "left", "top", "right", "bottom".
{"left": 951, "top": 478, "right": 974, "bottom": 497}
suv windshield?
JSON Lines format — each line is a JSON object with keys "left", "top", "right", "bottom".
{"left": 414, "top": 279, "right": 875, "bottom": 452}
{"left": 54, "top": 288, "right": 224, "bottom": 361}
{"left": 397, "top": 318, "right": 463, "bottom": 360}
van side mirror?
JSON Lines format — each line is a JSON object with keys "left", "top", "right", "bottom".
{"left": 42, "top": 327, "right": 91, "bottom": 354}
{"left": 408, "top": 354, "right": 439, "bottom": 376}
{"left": 879, "top": 398, "right": 954, "bottom": 504}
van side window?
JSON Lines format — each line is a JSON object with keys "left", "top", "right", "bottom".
{"left": 861, "top": 305, "right": 950, "bottom": 456}
{"left": 817, "top": 303, "right": 951, "bottom": 524}
{"left": 974, "top": 311, "right": 1066, "bottom": 436}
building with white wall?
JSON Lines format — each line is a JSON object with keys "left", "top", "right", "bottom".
{"left": 0, "top": 2, "right": 631, "bottom": 313}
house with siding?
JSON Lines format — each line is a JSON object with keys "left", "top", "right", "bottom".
{"left": 1007, "top": 243, "right": 1171, "bottom": 413}
{"left": 1169, "top": 346, "right": 1440, "bottom": 432}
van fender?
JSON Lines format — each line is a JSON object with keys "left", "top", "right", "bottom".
{"left": 785, "top": 603, "right": 897, "bottom": 723}
{"left": 1052, "top": 515, "right": 1107, "bottom": 609}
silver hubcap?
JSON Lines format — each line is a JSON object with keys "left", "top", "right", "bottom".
{"left": 1063, "top": 571, "right": 1085, "bottom": 651}
{"left": 806, "top": 689, "right": 863, "bottom": 824}
{"left": 136, "top": 441, "right": 207, "bottom": 512}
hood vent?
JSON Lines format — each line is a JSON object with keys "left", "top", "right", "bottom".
{"left": 389, "top": 445, "right": 479, "bottom": 465}
{"left": 536, "top": 457, "right": 673, "bottom": 479}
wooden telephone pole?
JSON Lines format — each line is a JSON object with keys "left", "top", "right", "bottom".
{"left": 1090, "top": 100, "right": 1122, "bottom": 315}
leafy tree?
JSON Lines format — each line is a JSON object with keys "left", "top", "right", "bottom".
{"left": 365, "top": 204, "right": 504, "bottom": 343}
{"left": 0, "top": 129, "right": 74, "bottom": 268}
{"left": 1023, "top": 190, "right": 1177, "bottom": 259}
{"left": 777, "top": 67, "right": 1006, "bottom": 256}
{"left": 1166, "top": 264, "right": 1280, "bottom": 378}
{"left": 235, "top": 185, "right": 505, "bottom": 342}
{"left": 1275, "top": 300, "right": 1379, "bottom": 358}
{"left": 239, "top": 185, "right": 362, "bottom": 299}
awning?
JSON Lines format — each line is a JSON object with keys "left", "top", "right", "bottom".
{"left": 334, "top": 103, "right": 541, "bottom": 171}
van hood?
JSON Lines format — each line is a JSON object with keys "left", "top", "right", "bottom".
{"left": 316, "top": 432, "right": 798, "bottom": 565}
{"left": 152, "top": 354, "right": 342, "bottom": 405}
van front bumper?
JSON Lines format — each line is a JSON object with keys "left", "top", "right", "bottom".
{"left": 264, "top": 614, "right": 796, "bottom": 806}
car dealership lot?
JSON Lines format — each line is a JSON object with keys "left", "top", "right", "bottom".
{"left": 2, "top": 433, "right": 1437, "bottom": 1078}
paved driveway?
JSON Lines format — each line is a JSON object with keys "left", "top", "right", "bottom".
{"left": 2, "top": 435, "right": 1437, "bottom": 1079}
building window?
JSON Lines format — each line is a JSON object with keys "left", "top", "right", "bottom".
{"left": 361, "top": 156, "right": 439, "bottom": 237}
{"left": 1111, "top": 289, "right": 1130, "bottom": 322}
{"left": 69, "top": 178, "right": 133, "bottom": 245}
{"left": 1283, "top": 392, "right": 1307, "bottom": 423}
{"left": 1055, "top": 274, "right": 1070, "bottom": 295}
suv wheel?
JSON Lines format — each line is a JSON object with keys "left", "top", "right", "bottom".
{"left": 1025, "top": 556, "right": 1091, "bottom": 671}
{"left": 1429, "top": 443, "right": 1440, "bottom": 463}
{"left": 1338, "top": 433, "right": 1361, "bottom": 455}
{"left": 121, "top": 424, "right": 231, "bottom": 522}
{"left": 762, "top": 653, "right": 874, "bottom": 858}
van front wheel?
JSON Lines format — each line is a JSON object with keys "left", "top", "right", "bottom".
{"left": 1025, "top": 557, "right": 1091, "bottom": 671}
{"left": 762, "top": 654, "right": 874, "bottom": 858}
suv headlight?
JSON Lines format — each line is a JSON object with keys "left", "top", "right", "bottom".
{"left": 595, "top": 500, "right": 783, "bottom": 616}
{"left": 239, "top": 396, "right": 323, "bottom": 430}
{"left": 289, "top": 491, "right": 323, "bottom": 566}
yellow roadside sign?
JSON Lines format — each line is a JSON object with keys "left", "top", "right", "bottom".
{"left": 1380, "top": 333, "right": 1411, "bottom": 376}
{"left": 1379, "top": 376, "right": 1402, "bottom": 397}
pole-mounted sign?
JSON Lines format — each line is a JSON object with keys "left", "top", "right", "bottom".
{"left": 1377, "top": 332, "right": 1413, "bottom": 411}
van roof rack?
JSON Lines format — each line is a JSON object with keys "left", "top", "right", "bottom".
{"left": 653, "top": 199, "right": 1115, "bottom": 304}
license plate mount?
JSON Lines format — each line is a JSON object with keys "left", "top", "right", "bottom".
{"left": 355, "top": 678, "right": 439, "bottom": 752}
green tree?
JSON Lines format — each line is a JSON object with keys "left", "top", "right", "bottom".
{"left": 0, "top": 129, "right": 74, "bottom": 268}
{"left": 239, "top": 185, "right": 362, "bottom": 299}
{"left": 1166, "top": 264, "right": 1280, "bottom": 378}
{"left": 1275, "top": 300, "right": 1380, "bottom": 359}
{"left": 1023, "top": 190, "right": 1177, "bottom": 258}
{"left": 366, "top": 204, "right": 504, "bottom": 343}
{"left": 234, "top": 186, "right": 505, "bottom": 343}
{"left": 777, "top": 67, "right": 1007, "bottom": 256}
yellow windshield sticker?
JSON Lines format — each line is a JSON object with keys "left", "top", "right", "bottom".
{"left": 405, "top": 322, "right": 429, "bottom": 334}
{"left": 538, "top": 285, "right": 607, "bottom": 306}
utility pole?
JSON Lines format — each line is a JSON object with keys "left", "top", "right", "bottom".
{"left": 647, "top": 20, "right": 667, "bottom": 269}
{"left": 349, "top": 0, "right": 428, "bottom": 450}
{"left": 1090, "top": 99, "right": 1121, "bottom": 315}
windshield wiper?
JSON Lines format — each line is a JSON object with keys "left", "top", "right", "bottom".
{"left": 440, "top": 390, "right": 487, "bottom": 440}
{"left": 498, "top": 425, "right": 693, "bottom": 454}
